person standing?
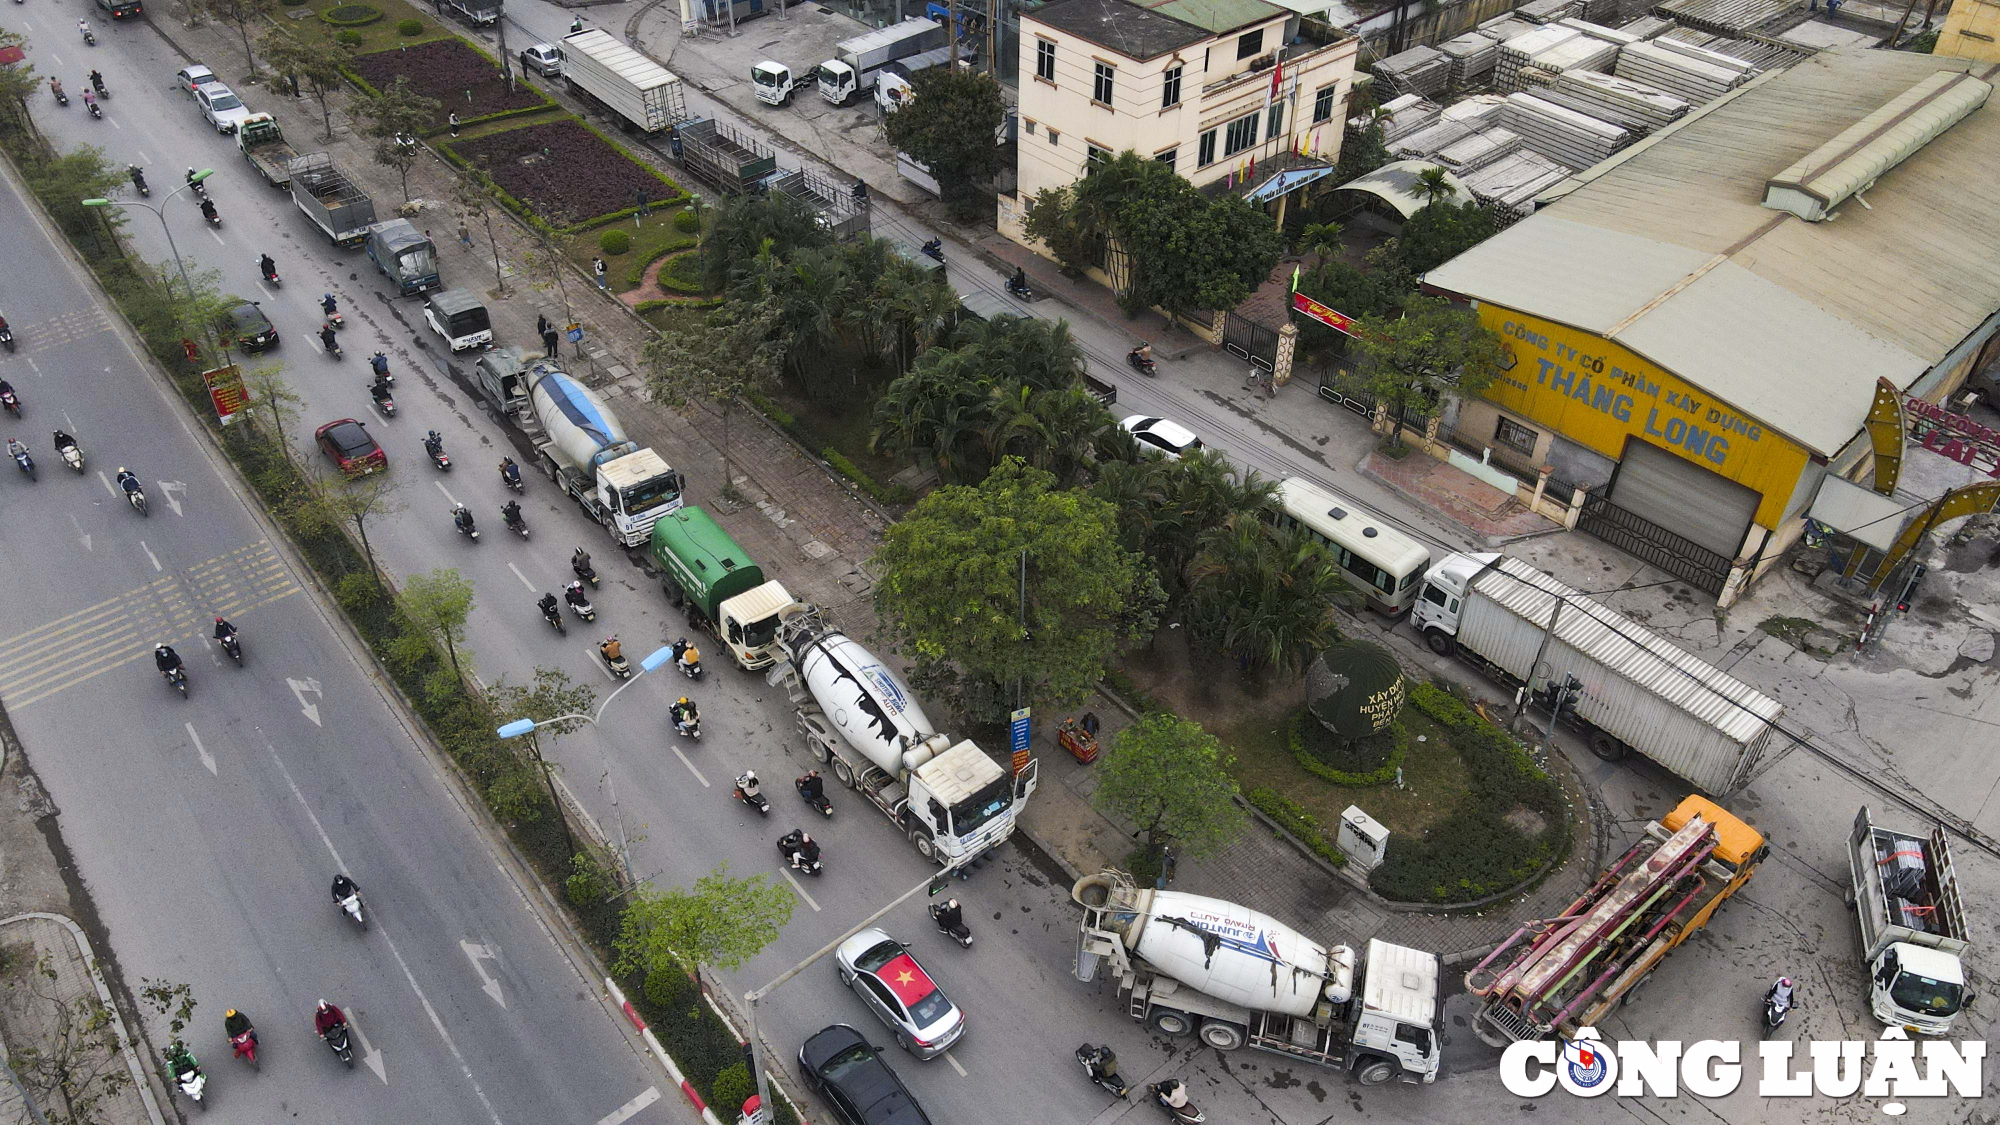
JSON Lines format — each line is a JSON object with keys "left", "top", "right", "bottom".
{"left": 592, "top": 257, "right": 608, "bottom": 291}
{"left": 448, "top": 112, "right": 461, "bottom": 137}
{"left": 458, "top": 221, "right": 472, "bottom": 250}
{"left": 542, "top": 326, "right": 560, "bottom": 357}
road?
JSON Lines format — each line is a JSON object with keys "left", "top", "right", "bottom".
{"left": 3, "top": 23, "right": 677, "bottom": 1125}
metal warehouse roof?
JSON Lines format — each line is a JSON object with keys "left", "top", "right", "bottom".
{"left": 1428, "top": 51, "right": 2000, "bottom": 457}
{"left": 1472, "top": 556, "right": 1784, "bottom": 745}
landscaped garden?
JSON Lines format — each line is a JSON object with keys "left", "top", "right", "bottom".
{"left": 349, "top": 39, "right": 550, "bottom": 126}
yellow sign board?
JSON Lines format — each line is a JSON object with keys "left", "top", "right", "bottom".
{"left": 1475, "top": 305, "right": 1813, "bottom": 527}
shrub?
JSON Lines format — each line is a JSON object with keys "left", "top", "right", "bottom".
{"left": 710, "top": 1064, "right": 755, "bottom": 1119}
{"left": 599, "top": 228, "right": 631, "bottom": 255}
{"left": 335, "top": 28, "right": 364, "bottom": 45}
{"left": 397, "top": 16, "right": 425, "bottom": 35}
{"left": 1290, "top": 709, "right": 1406, "bottom": 787}
{"left": 321, "top": 3, "right": 382, "bottom": 25}
{"left": 565, "top": 853, "right": 609, "bottom": 907}
{"left": 485, "top": 765, "right": 546, "bottom": 824}
{"left": 822, "top": 448, "right": 911, "bottom": 506}
{"left": 673, "top": 208, "right": 700, "bottom": 233}
{"left": 1247, "top": 788, "right": 1347, "bottom": 867}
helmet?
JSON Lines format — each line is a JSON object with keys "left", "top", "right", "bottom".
{"left": 1778, "top": 977, "right": 1792, "bottom": 987}
{"left": 155, "top": 644, "right": 167, "bottom": 653}
{"left": 117, "top": 466, "right": 127, "bottom": 474}
{"left": 677, "top": 697, "right": 689, "bottom": 707}
{"left": 225, "top": 1008, "right": 237, "bottom": 1018}
{"left": 317, "top": 999, "right": 329, "bottom": 1011}
{"left": 215, "top": 616, "right": 224, "bottom": 624}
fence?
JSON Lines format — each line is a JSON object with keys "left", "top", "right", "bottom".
{"left": 1576, "top": 491, "right": 1733, "bottom": 594}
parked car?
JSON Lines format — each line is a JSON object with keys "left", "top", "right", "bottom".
{"left": 316, "top": 420, "right": 386, "bottom": 476}
{"left": 196, "top": 83, "right": 253, "bottom": 134}
{"left": 519, "top": 43, "right": 562, "bottom": 77}
{"left": 1120, "top": 414, "right": 1204, "bottom": 460}
{"left": 799, "top": 1025, "right": 933, "bottom": 1125}
{"left": 96, "top": 0, "right": 144, "bottom": 20}
{"left": 175, "top": 64, "right": 221, "bottom": 98}
{"left": 833, "top": 929, "right": 964, "bottom": 1060}
{"left": 222, "top": 301, "right": 279, "bottom": 352}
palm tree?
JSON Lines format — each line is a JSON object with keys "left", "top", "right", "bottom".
{"left": 1091, "top": 457, "right": 1170, "bottom": 552}
{"left": 1031, "top": 386, "right": 1115, "bottom": 486}
{"left": 1298, "top": 220, "right": 1343, "bottom": 266}
{"left": 982, "top": 382, "right": 1054, "bottom": 469}
{"left": 872, "top": 352, "right": 993, "bottom": 482}
{"left": 1187, "top": 519, "right": 1355, "bottom": 676}
{"left": 1412, "top": 165, "right": 1456, "bottom": 211}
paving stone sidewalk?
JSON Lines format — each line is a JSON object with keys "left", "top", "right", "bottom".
{"left": 0, "top": 915, "right": 164, "bottom": 1125}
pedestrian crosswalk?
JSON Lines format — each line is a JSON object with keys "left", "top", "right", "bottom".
{"left": 0, "top": 540, "right": 301, "bottom": 709}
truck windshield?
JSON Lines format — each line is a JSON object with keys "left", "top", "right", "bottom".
{"left": 816, "top": 64, "right": 842, "bottom": 86}
{"left": 754, "top": 69, "right": 779, "bottom": 86}
{"left": 949, "top": 775, "right": 1013, "bottom": 837}
{"left": 1890, "top": 972, "right": 1964, "bottom": 1017}
{"left": 621, "top": 475, "right": 682, "bottom": 516}
{"left": 742, "top": 612, "right": 781, "bottom": 650}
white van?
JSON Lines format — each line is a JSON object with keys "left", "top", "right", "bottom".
{"left": 422, "top": 289, "right": 493, "bottom": 353}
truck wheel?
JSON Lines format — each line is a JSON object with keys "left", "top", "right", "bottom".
{"left": 1588, "top": 731, "right": 1628, "bottom": 762}
{"left": 831, "top": 760, "right": 854, "bottom": 788}
{"left": 910, "top": 831, "right": 937, "bottom": 861}
{"left": 1353, "top": 1056, "right": 1396, "bottom": 1086}
{"left": 1424, "top": 630, "right": 1455, "bottom": 657}
{"left": 1619, "top": 973, "right": 1650, "bottom": 1007}
{"left": 1146, "top": 1007, "right": 1194, "bottom": 1038}
{"left": 1197, "top": 1020, "right": 1245, "bottom": 1050}
{"left": 662, "top": 577, "right": 684, "bottom": 607}
{"left": 810, "top": 741, "right": 831, "bottom": 765}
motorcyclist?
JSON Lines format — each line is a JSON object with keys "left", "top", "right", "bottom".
{"left": 675, "top": 639, "right": 700, "bottom": 673}
{"left": 331, "top": 873, "right": 359, "bottom": 902}
{"left": 1009, "top": 266, "right": 1027, "bottom": 291}
{"left": 499, "top": 457, "right": 521, "bottom": 486}
{"left": 260, "top": 253, "right": 278, "bottom": 281}
{"left": 571, "top": 547, "right": 593, "bottom": 578}
{"left": 168, "top": 1039, "right": 199, "bottom": 1079}
{"left": 453, "top": 504, "right": 476, "bottom": 534}
{"left": 52, "top": 430, "right": 77, "bottom": 453}
{"left": 322, "top": 293, "right": 339, "bottom": 317}
{"left": 200, "top": 197, "right": 218, "bottom": 224}
{"left": 49, "top": 77, "right": 63, "bottom": 99}
{"left": 1085, "top": 1045, "right": 1119, "bottom": 1082}
{"left": 671, "top": 697, "right": 699, "bottom": 734}
{"left": 213, "top": 616, "right": 236, "bottom": 642}
{"left": 81, "top": 88, "right": 97, "bottom": 111}
{"left": 502, "top": 499, "right": 523, "bottom": 528}
{"left": 1157, "top": 1078, "right": 1191, "bottom": 1109}
{"left": 370, "top": 373, "right": 393, "bottom": 401}
{"left": 570, "top": 14, "right": 583, "bottom": 30}
{"left": 564, "top": 580, "right": 590, "bottom": 609}
{"left": 314, "top": 999, "right": 347, "bottom": 1038}
{"left": 780, "top": 829, "right": 819, "bottom": 868}
{"left": 154, "top": 644, "right": 182, "bottom": 674}
{"left": 1769, "top": 976, "right": 1795, "bottom": 1008}
{"left": 116, "top": 467, "right": 142, "bottom": 495}
{"left": 128, "top": 164, "right": 146, "bottom": 191}
{"left": 933, "top": 897, "right": 963, "bottom": 932}
{"left": 6, "top": 437, "right": 28, "bottom": 462}
{"left": 370, "top": 352, "right": 390, "bottom": 378}
{"left": 424, "top": 429, "right": 444, "bottom": 458}
{"left": 89, "top": 69, "right": 104, "bottom": 93}
{"left": 223, "top": 1008, "right": 253, "bottom": 1039}
{"left": 798, "top": 770, "right": 824, "bottom": 802}
{"left": 537, "top": 592, "right": 560, "bottom": 620}
{"left": 0, "top": 379, "right": 14, "bottom": 403}
{"left": 737, "top": 770, "right": 761, "bottom": 800}
{"left": 599, "top": 636, "right": 623, "bottom": 662}
{"left": 77, "top": 19, "right": 90, "bottom": 37}
{"left": 186, "top": 167, "right": 198, "bottom": 189}
{"left": 320, "top": 323, "right": 339, "bottom": 352}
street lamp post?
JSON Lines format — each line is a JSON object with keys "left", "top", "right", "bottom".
{"left": 82, "top": 168, "right": 215, "bottom": 301}
{"left": 497, "top": 643, "right": 678, "bottom": 884}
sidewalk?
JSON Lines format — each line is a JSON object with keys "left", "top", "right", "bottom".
{"left": 1359, "top": 448, "right": 1558, "bottom": 542}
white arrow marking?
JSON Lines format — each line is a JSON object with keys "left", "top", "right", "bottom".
{"left": 459, "top": 941, "right": 506, "bottom": 1008}
{"left": 158, "top": 481, "right": 186, "bottom": 517}
{"left": 138, "top": 541, "right": 161, "bottom": 571}
{"left": 594, "top": 1087, "right": 662, "bottom": 1125}
{"left": 780, "top": 869, "right": 821, "bottom": 912}
{"left": 287, "top": 677, "right": 323, "bottom": 726}
{"left": 184, "top": 722, "right": 216, "bottom": 775}
{"left": 348, "top": 1016, "right": 388, "bottom": 1084}
{"left": 506, "top": 562, "right": 536, "bottom": 592}
{"left": 68, "top": 514, "right": 90, "bottom": 552}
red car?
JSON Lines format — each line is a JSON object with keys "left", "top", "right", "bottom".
{"left": 316, "top": 419, "right": 385, "bottom": 476}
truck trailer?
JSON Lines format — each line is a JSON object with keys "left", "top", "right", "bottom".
{"left": 289, "top": 153, "right": 376, "bottom": 247}
{"left": 365, "top": 219, "right": 440, "bottom": 296}
{"left": 524, "top": 360, "right": 684, "bottom": 546}
{"left": 1467, "top": 795, "right": 1764, "bottom": 1043}
{"left": 647, "top": 506, "right": 799, "bottom": 671}
{"left": 775, "top": 606, "right": 1035, "bottom": 866}
{"left": 816, "top": 18, "right": 945, "bottom": 105}
{"left": 672, "top": 117, "right": 777, "bottom": 194}
{"left": 560, "top": 29, "right": 687, "bottom": 134}
{"left": 1411, "top": 552, "right": 1783, "bottom": 793}
{"left": 237, "top": 114, "right": 302, "bottom": 189}
{"left": 1074, "top": 872, "right": 1442, "bottom": 1085}
{"left": 1848, "top": 806, "right": 1972, "bottom": 1034}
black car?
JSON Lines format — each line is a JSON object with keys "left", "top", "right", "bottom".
{"left": 224, "top": 301, "right": 279, "bottom": 352}
{"left": 799, "top": 1025, "right": 933, "bottom": 1125}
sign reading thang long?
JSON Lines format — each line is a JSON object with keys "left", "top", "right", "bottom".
{"left": 1475, "top": 305, "right": 1815, "bottom": 528}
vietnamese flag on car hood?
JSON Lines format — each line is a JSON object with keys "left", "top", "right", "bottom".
{"left": 877, "top": 954, "right": 937, "bottom": 1007}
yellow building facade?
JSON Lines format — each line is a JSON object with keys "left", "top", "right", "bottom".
{"left": 1936, "top": 0, "right": 2000, "bottom": 62}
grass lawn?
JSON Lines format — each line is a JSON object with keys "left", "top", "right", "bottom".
{"left": 638, "top": 302, "right": 713, "bottom": 336}
{"left": 771, "top": 386, "right": 910, "bottom": 489}
{"left": 299, "top": 0, "right": 457, "bottom": 56}
{"left": 1215, "top": 706, "right": 1471, "bottom": 840}
{"left": 571, "top": 211, "right": 702, "bottom": 293}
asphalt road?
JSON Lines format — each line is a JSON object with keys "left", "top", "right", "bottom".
{"left": 2, "top": 25, "right": 678, "bottom": 1125}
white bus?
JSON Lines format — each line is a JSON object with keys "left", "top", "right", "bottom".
{"left": 1274, "top": 478, "right": 1432, "bottom": 616}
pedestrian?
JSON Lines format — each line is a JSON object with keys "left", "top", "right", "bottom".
{"left": 593, "top": 257, "right": 608, "bottom": 291}
{"left": 448, "top": 112, "right": 461, "bottom": 137}
{"left": 432, "top": 0, "right": 442, "bottom": 13}
{"left": 542, "top": 327, "right": 560, "bottom": 356}
{"left": 571, "top": 14, "right": 584, "bottom": 31}
{"left": 1243, "top": 364, "right": 1262, "bottom": 391}
{"left": 536, "top": 313, "right": 551, "bottom": 338}
{"left": 458, "top": 221, "right": 472, "bottom": 250}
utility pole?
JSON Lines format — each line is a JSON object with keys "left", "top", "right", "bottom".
{"left": 1511, "top": 595, "right": 1565, "bottom": 727}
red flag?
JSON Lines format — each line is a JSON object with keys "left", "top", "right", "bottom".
{"left": 1247, "top": 154, "right": 1256, "bottom": 183}
{"left": 877, "top": 954, "right": 939, "bottom": 1008}
{"left": 1268, "top": 57, "right": 1284, "bottom": 104}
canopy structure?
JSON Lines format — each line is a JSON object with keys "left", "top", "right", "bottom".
{"left": 1331, "top": 159, "right": 1470, "bottom": 217}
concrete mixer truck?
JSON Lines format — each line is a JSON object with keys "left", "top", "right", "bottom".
{"left": 774, "top": 606, "right": 1037, "bottom": 867}
{"left": 1073, "top": 872, "right": 1442, "bottom": 1087}
{"left": 522, "top": 360, "right": 684, "bottom": 546}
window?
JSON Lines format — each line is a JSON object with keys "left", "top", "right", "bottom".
{"left": 1198, "top": 128, "right": 1218, "bottom": 167}
{"left": 1267, "top": 101, "right": 1284, "bottom": 140}
{"left": 1223, "top": 111, "right": 1258, "bottom": 156}
{"left": 1154, "top": 146, "right": 1177, "bottom": 172}
{"left": 1421, "top": 584, "right": 1447, "bottom": 608}
{"left": 1313, "top": 83, "right": 1338, "bottom": 123}
{"left": 1161, "top": 64, "right": 1182, "bottom": 108}
{"left": 1495, "top": 416, "right": 1538, "bottom": 455}
{"left": 1035, "top": 39, "right": 1056, "bottom": 82}
{"left": 1086, "top": 143, "right": 1110, "bottom": 171}
{"left": 1236, "top": 29, "right": 1264, "bottom": 59}
{"left": 1047, "top": 128, "right": 1060, "bottom": 146}
{"left": 1093, "top": 61, "right": 1115, "bottom": 105}
{"left": 1023, "top": 119, "right": 1037, "bottom": 135}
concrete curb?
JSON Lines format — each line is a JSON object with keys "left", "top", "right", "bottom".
{"left": 605, "top": 978, "right": 724, "bottom": 1125}
{"left": 0, "top": 914, "right": 168, "bottom": 1125}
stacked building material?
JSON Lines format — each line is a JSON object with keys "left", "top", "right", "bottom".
{"left": 1479, "top": 14, "right": 1541, "bottom": 41}
{"left": 1557, "top": 17, "right": 1642, "bottom": 43}
{"left": 1375, "top": 96, "right": 1446, "bottom": 142}
{"left": 1528, "top": 33, "right": 1624, "bottom": 75}
{"left": 1613, "top": 39, "right": 1744, "bottom": 103}
{"left": 1440, "top": 32, "right": 1503, "bottom": 91}
{"left": 1654, "top": 0, "right": 1795, "bottom": 34}
{"left": 1652, "top": 36, "right": 1758, "bottom": 76}
{"left": 1431, "top": 126, "right": 1524, "bottom": 174}
{"left": 1441, "top": 93, "right": 1510, "bottom": 125}
{"left": 1375, "top": 46, "right": 1453, "bottom": 98}
{"left": 1462, "top": 149, "right": 1573, "bottom": 223}
{"left": 1615, "top": 14, "right": 1677, "bottom": 38}
{"left": 1496, "top": 26, "right": 1579, "bottom": 92}
{"left": 1540, "top": 69, "right": 1691, "bottom": 133}
{"left": 1501, "top": 92, "right": 1633, "bottom": 167}
{"left": 1517, "top": 0, "right": 1585, "bottom": 22}
{"left": 1388, "top": 118, "right": 1477, "bottom": 159}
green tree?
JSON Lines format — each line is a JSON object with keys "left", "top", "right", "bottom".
{"left": 883, "top": 68, "right": 1006, "bottom": 220}
{"left": 702, "top": 191, "right": 832, "bottom": 295}
{"left": 1185, "top": 515, "right": 1356, "bottom": 675}
{"left": 396, "top": 568, "right": 477, "bottom": 683}
{"left": 1392, "top": 200, "right": 1500, "bottom": 275}
{"left": 1092, "top": 713, "right": 1246, "bottom": 857}
{"left": 360, "top": 76, "right": 442, "bottom": 202}
{"left": 8, "top": 954, "right": 135, "bottom": 1124}
{"left": 874, "top": 458, "right": 1163, "bottom": 714}
{"left": 299, "top": 472, "right": 402, "bottom": 579}
{"left": 493, "top": 667, "right": 596, "bottom": 857}
{"left": 1020, "top": 183, "right": 1099, "bottom": 275}
{"left": 870, "top": 347, "right": 995, "bottom": 482}
{"left": 642, "top": 299, "right": 783, "bottom": 490}
{"left": 1354, "top": 294, "right": 1509, "bottom": 449}
{"left": 240, "top": 364, "right": 302, "bottom": 459}
{"left": 31, "top": 147, "right": 129, "bottom": 254}
{"left": 1333, "top": 119, "right": 1389, "bottom": 185}
{"left": 1411, "top": 165, "right": 1457, "bottom": 210}
{"left": 206, "top": 0, "right": 275, "bottom": 78}
{"left": 261, "top": 26, "right": 348, "bottom": 141}
{"left": 614, "top": 864, "right": 795, "bottom": 977}
{"left": 1297, "top": 220, "right": 1343, "bottom": 266}
{"left": 0, "top": 29, "right": 43, "bottom": 139}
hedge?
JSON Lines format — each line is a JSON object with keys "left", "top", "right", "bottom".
{"left": 625, "top": 235, "right": 697, "bottom": 289}
{"left": 1290, "top": 708, "right": 1406, "bottom": 786}
{"left": 655, "top": 250, "right": 706, "bottom": 294}
{"left": 321, "top": 3, "right": 382, "bottom": 25}
{"left": 1247, "top": 788, "right": 1347, "bottom": 867}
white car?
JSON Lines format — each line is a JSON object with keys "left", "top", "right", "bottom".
{"left": 1121, "top": 415, "right": 1204, "bottom": 460}
{"left": 519, "top": 44, "right": 562, "bottom": 77}
{"left": 175, "top": 63, "right": 221, "bottom": 99}
{"left": 196, "top": 83, "right": 253, "bottom": 134}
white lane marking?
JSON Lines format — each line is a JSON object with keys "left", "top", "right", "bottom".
{"left": 780, "top": 869, "right": 821, "bottom": 912}
{"left": 207, "top": 228, "right": 224, "bottom": 245}
{"left": 595, "top": 1087, "right": 662, "bottom": 1125}
{"left": 459, "top": 940, "right": 506, "bottom": 1008}
{"left": 97, "top": 469, "right": 115, "bottom": 496}
{"left": 589, "top": 647, "right": 621, "bottom": 682}
{"left": 138, "top": 541, "right": 161, "bottom": 571}
{"left": 944, "top": 1050, "right": 968, "bottom": 1078}
{"left": 261, "top": 739, "right": 504, "bottom": 1124}
{"left": 347, "top": 1016, "right": 388, "bottom": 1084}
{"left": 158, "top": 480, "right": 186, "bottom": 516}
{"left": 506, "top": 562, "right": 536, "bottom": 592}
{"left": 435, "top": 480, "right": 461, "bottom": 506}
{"left": 287, "top": 677, "right": 323, "bottom": 726}
{"left": 672, "top": 746, "right": 709, "bottom": 788}
{"left": 69, "top": 513, "right": 91, "bottom": 552}
{"left": 184, "top": 722, "right": 216, "bottom": 775}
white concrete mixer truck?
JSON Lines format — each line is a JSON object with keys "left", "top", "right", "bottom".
{"left": 774, "top": 606, "right": 1038, "bottom": 866}
{"left": 1073, "top": 872, "right": 1442, "bottom": 1086}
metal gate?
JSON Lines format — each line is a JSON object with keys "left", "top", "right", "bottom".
{"left": 1577, "top": 491, "right": 1733, "bottom": 595}
{"left": 1223, "top": 312, "right": 1278, "bottom": 371}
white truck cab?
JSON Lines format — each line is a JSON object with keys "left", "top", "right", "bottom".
{"left": 752, "top": 60, "right": 798, "bottom": 105}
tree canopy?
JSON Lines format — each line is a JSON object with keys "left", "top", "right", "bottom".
{"left": 884, "top": 68, "right": 1006, "bottom": 219}
{"left": 1354, "top": 294, "right": 1509, "bottom": 447}
{"left": 1092, "top": 713, "right": 1246, "bottom": 857}
{"left": 615, "top": 864, "right": 795, "bottom": 977}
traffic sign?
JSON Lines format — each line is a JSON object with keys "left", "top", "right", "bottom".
{"left": 1010, "top": 707, "right": 1031, "bottom": 755}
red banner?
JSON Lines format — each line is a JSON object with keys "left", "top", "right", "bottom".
{"left": 203, "top": 365, "right": 247, "bottom": 427}
{"left": 1292, "top": 292, "right": 1360, "bottom": 338}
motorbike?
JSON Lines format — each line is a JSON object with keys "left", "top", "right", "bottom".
{"left": 540, "top": 600, "right": 566, "bottom": 635}
{"left": 259, "top": 259, "right": 281, "bottom": 288}
{"left": 0, "top": 324, "right": 11, "bottom": 352}
{"left": 321, "top": 327, "right": 343, "bottom": 358}
{"left": 229, "top": 1026, "right": 259, "bottom": 1069}
{"left": 321, "top": 296, "right": 344, "bottom": 329}
{"left": 162, "top": 665, "right": 188, "bottom": 697}
{"left": 188, "top": 174, "right": 209, "bottom": 202}
{"left": 1076, "top": 1045, "right": 1130, "bottom": 1099}
{"left": 127, "top": 486, "right": 149, "bottom": 515}
{"left": 672, "top": 708, "right": 701, "bottom": 740}
{"left": 51, "top": 84, "right": 68, "bottom": 107}
{"left": 601, "top": 642, "right": 631, "bottom": 678}
{"left": 370, "top": 381, "right": 396, "bottom": 417}
{"left": 219, "top": 631, "right": 243, "bottom": 665}
{"left": 80, "top": 25, "right": 96, "bottom": 46}
{"left": 1150, "top": 1082, "right": 1204, "bottom": 1124}
{"left": 565, "top": 590, "right": 595, "bottom": 623}
{"left": 675, "top": 648, "right": 703, "bottom": 680}
{"left": 11, "top": 447, "right": 33, "bottom": 480}
{"left": 796, "top": 774, "right": 831, "bottom": 817}
{"left": 777, "top": 830, "right": 823, "bottom": 876}
{"left": 86, "top": 97, "right": 102, "bottom": 120}
{"left": 453, "top": 509, "right": 479, "bottom": 542}
{"left": 58, "top": 442, "right": 83, "bottom": 473}
{"left": 336, "top": 889, "right": 366, "bottom": 930}
{"left": 921, "top": 237, "right": 946, "bottom": 264}
{"left": 572, "top": 552, "right": 599, "bottom": 589}
{"left": 930, "top": 902, "right": 972, "bottom": 948}
{"left": 499, "top": 461, "right": 524, "bottom": 493}
{"left": 732, "top": 776, "right": 770, "bottom": 816}
{"left": 1763, "top": 983, "right": 1794, "bottom": 1032}
{"left": 1127, "top": 347, "right": 1157, "bottom": 377}
{"left": 201, "top": 202, "right": 222, "bottom": 229}
{"left": 90, "top": 74, "right": 108, "bottom": 99}
{"left": 1005, "top": 275, "right": 1035, "bottom": 300}
{"left": 424, "top": 434, "right": 451, "bottom": 471}
{"left": 170, "top": 1051, "right": 206, "bottom": 1109}
{"left": 369, "top": 353, "right": 393, "bottom": 384}
{"left": 504, "top": 508, "right": 530, "bottom": 540}
{"left": 129, "top": 165, "right": 149, "bottom": 196}
{"left": 324, "top": 1022, "right": 355, "bottom": 1068}
{"left": 0, "top": 388, "right": 17, "bottom": 417}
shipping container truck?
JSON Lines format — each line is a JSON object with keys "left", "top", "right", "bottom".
{"left": 1074, "top": 872, "right": 1442, "bottom": 1084}
{"left": 524, "top": 359, "right": 685, "bottom": 545}
{"left": 237, "top": 114, "right": 302, "bottom": 189}
{"left": 775, "top": 605, "right": 1036, "bottom": 866}
{"left": 444, "top": 0, "right": 500, "bottom": 26}
{"left": 364, "top": 219, "right": 440, "bottom": 296}
{"left": 1467, "top": 795, "right": 1764, "bottom": 1043}
{"left": 1411, "top": 552, "right": 1783, "bottom": 793}
{"left": 817, "top": 17, "right": 946, "bottom": 105}
{"left": 289, "top": 153, "right": 376, "bottom": 247}
{"left": 560, "top": 29, "right": 687, "bottom": 134}
{"left": 671, "top": 117, "right": 777, "bottom": 193}
{"left": 647, "top": 506, "right": 800, "bottom": 670}
{"left": 1848, "top": 806, "right": 1972, "bottom": 1034}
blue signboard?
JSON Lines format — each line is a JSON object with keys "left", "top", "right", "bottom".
{"left": 1010, "top": 707, "right": 1031, "bottom": 755}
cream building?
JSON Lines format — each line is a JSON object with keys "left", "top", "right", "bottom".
{"left": 999, "top": 0, "right": 1358, "bottom": 244}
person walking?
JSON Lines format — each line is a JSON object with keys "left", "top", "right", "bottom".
{"left": 536, "top": 313, "right": 551, "bottom": 338}
{"left": 592, "top": 257, "right": 608, "bottom": 291}
{"left": 448, "top": 112, "right": 461, "bottom": 137}
{"left": 542, "top": 327, "right": 560, "bottom": 357}
{"left": 458, "top": 221, "right": 472, "bottom": 250}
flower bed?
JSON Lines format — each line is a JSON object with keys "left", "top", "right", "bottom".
{"left": 348, "top": 40, "right": 547, "bottom": 124}
{"left": 452, "top": 120, "right": 683, "bottom": 228}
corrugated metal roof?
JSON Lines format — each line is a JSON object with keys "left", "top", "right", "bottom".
{"left": 1474, "top": 556, "right": 1784, "bottom": 745}
{"left": 1426, "top": 51, "right": 2000, "bottom": 456}
{"left": 1333, "top": 159, "right": 1471, "bottom": 218}
{"left": 1764, "top": 71, "right": 1992, "bottom": 221}
{"left": 1138, "top": 0, "right": 1280, "bottom": 35}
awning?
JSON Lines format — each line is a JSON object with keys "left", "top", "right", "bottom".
{"left": 1331, "top": 159, "right": 1470, "bottom": 218}
{"left": 1243, "top": 165, "right": 1340, "bottom": 204}
{"left": 1808, "top": 475, "right": 1912, "bottom": 552}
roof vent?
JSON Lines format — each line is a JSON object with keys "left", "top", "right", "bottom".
{"left": 1763, "top": 71, "right": 1991, "bottom": 222}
